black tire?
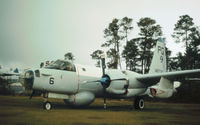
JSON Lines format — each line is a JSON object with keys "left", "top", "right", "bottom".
{"left": 134, "top": 97, "right": 145, "bottom": 110}
{"left": 43, "top": 101, "right": 52, "bottom": 110}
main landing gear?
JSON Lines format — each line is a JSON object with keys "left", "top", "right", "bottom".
{"left": 134, "top": 97, "right": 145, "bottom": 110}
{"left": 43, "top": 101, "right": 52, "bottom": 110}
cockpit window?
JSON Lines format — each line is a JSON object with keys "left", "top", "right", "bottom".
{"left": 45, "top": 60, "right": 76, "bottom": 72}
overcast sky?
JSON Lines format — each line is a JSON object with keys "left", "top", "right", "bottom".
{"left": 0, "top": 0, "right": 200, "bottom": 69}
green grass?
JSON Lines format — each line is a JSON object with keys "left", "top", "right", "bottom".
{"left": 0, "top": 95, "right": 200, "bottom": 125}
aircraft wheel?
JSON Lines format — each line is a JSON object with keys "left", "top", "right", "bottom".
{"left": 134, "top": 97, "right": 145, "bottom": 110}
{"left": 43, "top": 101, "right": 52, "bottom": 110}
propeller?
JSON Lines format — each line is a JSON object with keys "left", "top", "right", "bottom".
{"left": 100, "top": 55, "right": 108, "bottom": 109}
{"left": 97, "top": 55, "right": 128, "bottom": 109}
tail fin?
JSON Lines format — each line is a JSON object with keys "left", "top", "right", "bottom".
{"left": 149, "top": 38, "right": 166, "bottom": 74}
{"left": 14, "top": 68, "right": 19, "bottom": 73}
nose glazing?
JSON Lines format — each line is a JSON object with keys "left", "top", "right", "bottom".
{"left": 24, "top": 70, "right": 34, "bottom": 90}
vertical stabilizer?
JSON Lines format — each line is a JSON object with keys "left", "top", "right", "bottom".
{"left": 149, "top": 38, "right": 166, "bottom": 74}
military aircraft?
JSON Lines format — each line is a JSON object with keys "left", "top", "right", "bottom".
{"left": 0, "top": 67, "right": 19, "bottom": 76}
{"left": 0, "top": 67, "right": 25, "bottom": 95}
{"left": 23, "top": 38, "right": 200, "bottom": 110}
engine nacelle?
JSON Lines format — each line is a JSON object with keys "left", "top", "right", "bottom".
{"left": 64, "top": 91, "right": 95, "bottom": 107}
{"left": 106, "top": 80, "right": 129, "bottom": 95}
{"left": 148, "top": 87, "right": 173, "bottom": 98}
{"left": 146, "top": 77, "right": 177, "bottom": 98}
{"left": 105, "top": 69, "right": 129, "bottom": 95}
{"left": 9, "top": 82, "right": 25, "bottom": 95}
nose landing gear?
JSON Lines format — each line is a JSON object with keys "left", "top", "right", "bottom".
{"left": 43, "top": 93, "right": 52, "bottom": 110}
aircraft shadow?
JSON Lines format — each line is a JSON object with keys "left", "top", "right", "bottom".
{"left": 48, "top": 102, "right": 134, "bottom": 111}
{"left": 50, "top": 102, "right": 200, "bottom": 116}
{"left": 2, "top": 97, "right": 200, "bottom": 115}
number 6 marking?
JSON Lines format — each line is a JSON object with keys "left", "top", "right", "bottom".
{"left": 49, "top": 77, "right": 54, "bottom": 85}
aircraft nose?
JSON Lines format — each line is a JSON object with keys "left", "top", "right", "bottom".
{"left": 23, "top": 70, "right": 34, "bottom": 90}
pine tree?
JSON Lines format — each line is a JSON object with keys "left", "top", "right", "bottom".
{"left": 90, "top": 50, "right": 104, "bottom": 67}
{"left": 136, "top": 17, "right": 163, "bottom": 73}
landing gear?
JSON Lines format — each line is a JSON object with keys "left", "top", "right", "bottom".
{"left": 42, "top": 93, "right": 52, "bottom": 110}
{"left": 43, "top": 101, "right": 52, "bottom": 110}
{"left": 134, "top": 97, "right": 145, "bottom": 110}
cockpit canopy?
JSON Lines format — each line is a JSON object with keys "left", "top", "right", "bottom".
{"left": 45, "top": 60, "right": 76, "bottom": 72}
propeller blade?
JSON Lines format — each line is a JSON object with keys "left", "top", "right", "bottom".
{"left": 82, "top": 78, "right": 127, "bottom": 85}
{"left": 111, "top": 78, "right": 127, "bottom": 81}
{"left": 103, "top": 87, "right": 106, "bottom": 109}
{"left": 101, "top": 55, "right": 106, "bottom": 76}
{"left": 101, "top": 54, "right": 107, "bottom": 109}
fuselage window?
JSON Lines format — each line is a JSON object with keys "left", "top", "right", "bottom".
{"left": 82, "top": 68, "right": 86, "bottom": 71}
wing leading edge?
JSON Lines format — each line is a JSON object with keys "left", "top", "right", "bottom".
{"left": 0, "top": 73, "right": 20, "bottom": 76}
{"left": 136, "top": 69, "right": 200, "bottom": 87}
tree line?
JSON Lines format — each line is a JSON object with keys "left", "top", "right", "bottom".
{"left": 90, "top": 15, "right": 200, "bottom": 74}
{"left": 90, "top": 15, "right": 200, "bottom": 103}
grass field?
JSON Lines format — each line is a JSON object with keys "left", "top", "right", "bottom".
{"left": 0, "top": 95, "right": 200, "bottom": 125}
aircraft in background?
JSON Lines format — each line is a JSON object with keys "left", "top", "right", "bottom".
{"left": 23, "top": 38, "right": 200, "bottom": 110}
{"left": 0, "top": 67, "right": 25, "bottom": 95}
{"left": 0, "top": 67, "right": 19, "bottom": 76}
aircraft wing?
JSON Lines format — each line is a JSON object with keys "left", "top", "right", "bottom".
{"left": 0, "top": 72, "right": 20, "bottom": 76}
{"left": 136, "top": 69, "right": 200, "bottom": 86}
{"left": 0, "top": 68, "right": 20, "bottom": 76}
